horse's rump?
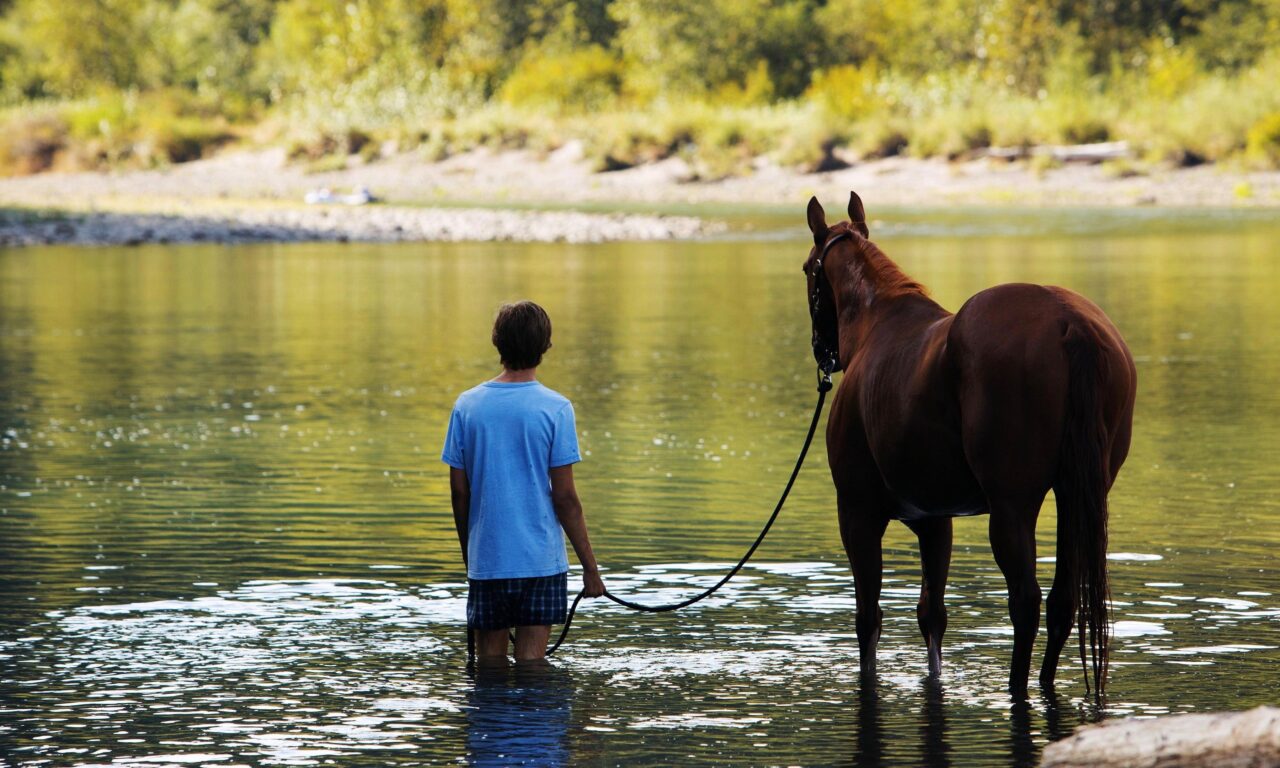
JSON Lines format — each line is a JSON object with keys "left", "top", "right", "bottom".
{"left": 946, "top": 284, "right": 1121, "bottom": 497}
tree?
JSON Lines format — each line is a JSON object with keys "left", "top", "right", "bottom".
{"left": 1, "top": 0, "right": 143, "bottom": 97}
{"left": 139, "top": 0, "right": 278, "bottom": 103}
{"left": 610, "top": 0, "right": 820, "bottom": 101}
{"left": 263, "top": 0, "right": 447, "bottom": 97}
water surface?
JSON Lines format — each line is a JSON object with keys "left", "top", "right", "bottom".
{"left": 2, "top": 208, "right": 1278, "bottom": 766}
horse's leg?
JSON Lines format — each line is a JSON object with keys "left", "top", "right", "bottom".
{"left": 840, "top": 500, "right": 889, "bottom": 676}
{"left": 988, "top": 498, "right": 1042, "bottom": 699}
{"left": 906, "top": 517, "right": 952, "bottom": 677}
{"left": 956, "top": 353, "right": 1056, "bottom": 696}
{"left": 1040, "top": 501, "right": 1076, "bottom": 689}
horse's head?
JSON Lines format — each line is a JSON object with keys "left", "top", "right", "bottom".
{"left": 803, "top": 192, "right": 870, "bottom": 375}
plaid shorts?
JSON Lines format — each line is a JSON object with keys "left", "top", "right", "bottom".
{"left": 467, "top": 572, "right": 568, "bottom": 630}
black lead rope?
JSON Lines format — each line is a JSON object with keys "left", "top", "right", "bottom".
{"left": 466, "top": 368, "right": 834, "bottom": 669}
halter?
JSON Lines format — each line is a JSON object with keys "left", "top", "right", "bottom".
{"left": 809, "top": 229, "right": 851, "bottom": 379}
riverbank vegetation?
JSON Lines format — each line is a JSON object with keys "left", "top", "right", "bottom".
{"left": 2, "top": 0, "right": 1279, "bottom": 178}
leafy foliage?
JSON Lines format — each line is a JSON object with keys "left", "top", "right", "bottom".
{"left": 0, "top": 0, "right": 1278, "bottom": 175}
{"left": 499, "top": 45, "right": 622, "bottom": 112}
{"left": 1247, "top": 112, "right": 1280, "bottom": 167}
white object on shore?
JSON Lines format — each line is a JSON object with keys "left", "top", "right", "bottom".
{"left": 1040, "top": 706, "right": 1280, "bottom": 768}
{"left": 304, "top": 187, "right": 334, "bottom": 205}
{"left": 305, "top": 185, "right": 377, "bottom": 205}
{"left": 341, "top": 185, "right": 375, "bottom": 205}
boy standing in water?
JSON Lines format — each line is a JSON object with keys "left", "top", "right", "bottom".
{"left": 443, "top": 300, "right": 605, "bottom": 662}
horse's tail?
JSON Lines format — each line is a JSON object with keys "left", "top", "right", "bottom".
{"left": 1055, "top": 323, "right": 1112, "bottom": 696}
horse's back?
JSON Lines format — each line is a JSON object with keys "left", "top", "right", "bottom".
{"left": 948, "top": 283, "right": 1136, "bottom": 498}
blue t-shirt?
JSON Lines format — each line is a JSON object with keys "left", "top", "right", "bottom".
{"left": 441, "top": 381, "right": 581, "bottom": 580}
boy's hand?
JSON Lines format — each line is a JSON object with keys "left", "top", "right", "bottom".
{"left": 582, "top": 568, "right": 606, "bottom": 598}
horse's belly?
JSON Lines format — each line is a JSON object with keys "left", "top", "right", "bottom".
{"left": 877, "top": 449, "right": 987, "bottom": 521}
{"left": 889, "top": 495, "right": 988, "bottom": 522}
{"left": 857, "top": 372, "right": 988, "bottom": 522}
{"left": 872, "top": 428, "right": 986, "bottom": 521}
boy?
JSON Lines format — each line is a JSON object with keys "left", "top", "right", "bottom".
{"left": 443, "top": 300, "right": 605, "bottom": 662}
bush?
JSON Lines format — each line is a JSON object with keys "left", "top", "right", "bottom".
{"left": 0, "top": 91, "right": 236, "bottom": 171}
{"left": 1029, "top": 153, "right": 1062, "bottom": 177}
{"left": 580, "top": 107, "right": 692, "bottom": 170}
{"left": 304, "top": 153, "right": 348, "bottom": 174}
{"left": 908, "top": 109, "right": 994, "bottom": 159}
{"left": 774, "top": 112, "right": 846, "bottom": 171}
{"left": 499, "top": 46, "right": 622, "bottom": 114}
{"left": 1144, "top": 41, "right": 1201, "bottom": 101}
{"left": 805, "top": 62, "right": 882, "bottom": 122}
{"left": 851, "top": 117, "right": 909, "bottom": 158}
{"left": 418, "top": 128, "right": 450, "bottom": 161}
{"left": 1059, "top": 118, "right": 1110, "bottom": 145}
{"left": 449, "top": 106, "right": 548, "bottom": 151}
{"left": 0, "top": 110, "right": 69, "bottom": 175}
{"left": 1246, "top": 113, "right": 1280, "bottom": 168}
{"left": 140, "top": 115, "right": 232, "bottom": 164}
{"left": 715, "top": 60, "right": 776, "bottom": 107}
{"left": 1120, "top": 56, "right": 1280, "bottom": 165}
{"left": 1101, "top": 158, "right": 1146, "bottom": 178}
{"left": 56, "top": 91, "right": 233, "bottom": 168}
{"left": 286, "top": 129, "right": 373, "bottom": 162}
{"left": 63, "top": 93, "right": 138, "bottom": 142}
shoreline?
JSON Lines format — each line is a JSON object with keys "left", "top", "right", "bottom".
{"left": 2, "top": 145, "right": 1278, "bottom": 247}
{"left": 0, "top": 201, "right": 714, "bottom": 247}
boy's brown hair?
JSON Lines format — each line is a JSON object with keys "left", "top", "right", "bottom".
{"left": 492, "top": 300, "right": 552, "bottom": 370}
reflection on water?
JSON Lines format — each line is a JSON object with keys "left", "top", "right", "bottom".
{"left": 1, "top": 558, "right": 1273, "bottom": 765}
{"left": 468, "top": 664, "right": 573, "bottom": 768}
{"left": 2, "top": 208, "right": 1279, "bottom": 766}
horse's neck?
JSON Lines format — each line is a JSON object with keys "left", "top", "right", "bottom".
{"left": 839, "top": 292, "right": 947, "bottom": 357}
{"left": 833, "top": 240, "right": 944, "bottom": 358}
{"left": 834, "top": 241, "right": 930, "bottom": 312}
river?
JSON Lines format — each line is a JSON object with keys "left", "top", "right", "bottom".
{"left": 2, "top": 206, "right": 1278, "bottom": 766}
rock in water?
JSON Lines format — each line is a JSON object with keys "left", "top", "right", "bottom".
{"left": 1041, "top": 707, "right": 1280, "bottom": 768}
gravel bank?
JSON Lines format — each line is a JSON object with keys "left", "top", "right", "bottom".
{"left": 5, "top": 144, "right": 1280, "bottom": 209}
{"left": 1, "top": 142, "right": 1277, "bottom": 247}
{"left": 0, "top": 203, "right": 717, "bottom": 247}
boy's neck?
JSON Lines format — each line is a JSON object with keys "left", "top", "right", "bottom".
{"left": 494, "top": 366, "right": 538, "bottom": 383}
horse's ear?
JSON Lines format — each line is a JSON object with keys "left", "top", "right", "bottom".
{"left": 848, "top": 191, "right": 869, "bottom": 238}
{"left": 807, "top": 196, "right": 829, "bottom": 245}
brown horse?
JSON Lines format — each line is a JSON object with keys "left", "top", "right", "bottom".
{"left": 804, "top": 193, "right": 1136, "bottom": 698}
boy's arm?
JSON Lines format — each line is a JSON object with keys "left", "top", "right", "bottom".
{"left": 549, "top": 465, "right": 605, "bottom": 597}
{"left": 449, "top": 467, "right": 470, "bottom": 568}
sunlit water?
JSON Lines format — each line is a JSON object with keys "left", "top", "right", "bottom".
{"left": 2, "top": 207, "right": 1278, "bottom": 767}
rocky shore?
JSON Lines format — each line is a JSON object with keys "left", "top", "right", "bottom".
{"left": 1, "top": 142, "right": 1277, "bottom": 247}
{"left": 0, "top": 201, "right": 716, "bottom": 247}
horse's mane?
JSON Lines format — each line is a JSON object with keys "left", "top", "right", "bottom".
{"left": 859, "top": 239, "right": 927, "bottom": 298}
{"left": 836, "top": 224, "right": 927, "bottom": 300}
